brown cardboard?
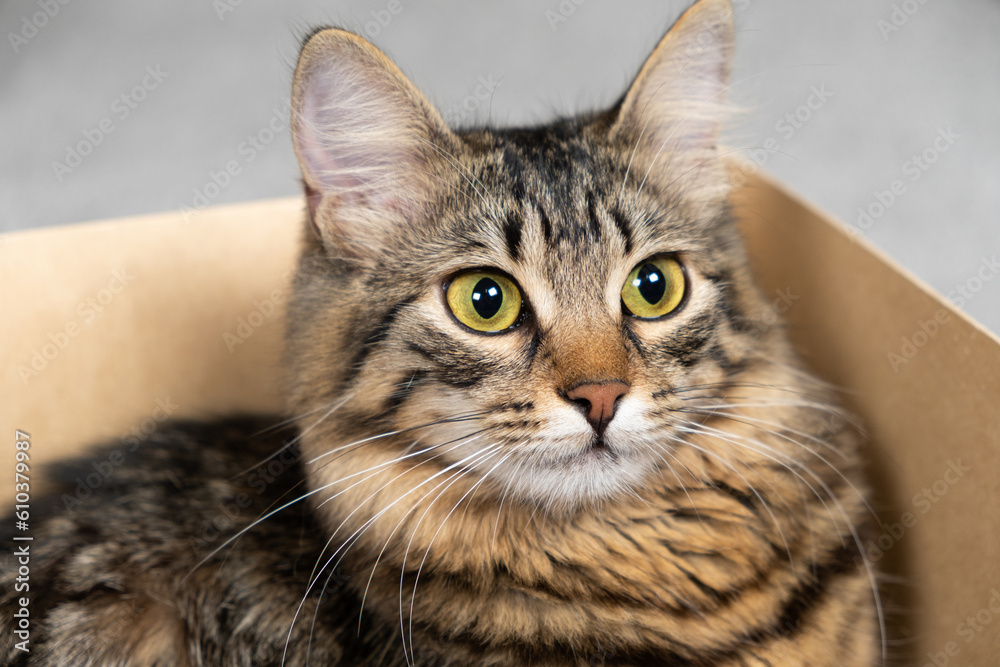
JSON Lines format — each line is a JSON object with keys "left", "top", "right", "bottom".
{"left": 1, "top": 198, "right": 300, "bottom": 492}
{"left": 732, "top": 174, "right": 1000, "bottom": 664}
{"left": 3, "top": 172, "right": 999, "bottom": 662}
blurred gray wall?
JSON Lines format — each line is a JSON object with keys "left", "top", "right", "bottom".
{"left": 1, "top": 0, "right": 998, "bottom": 334}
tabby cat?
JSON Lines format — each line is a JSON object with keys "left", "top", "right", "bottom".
{"left": 1, "top": 0, "right": 883, "bottom": 664}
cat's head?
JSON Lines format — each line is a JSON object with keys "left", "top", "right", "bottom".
{"left": 286, "top": 0, "right": 796, "bottom": 517}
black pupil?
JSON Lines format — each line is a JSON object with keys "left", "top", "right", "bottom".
{"left": 635, "top": 263, "right": 666, "bottom": 305}
{"left": 471, "top": 278, "right": 503, "bottom": 319}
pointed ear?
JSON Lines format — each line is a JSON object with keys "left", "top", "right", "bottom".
{"left": 291, "top": 28, "right": 454, "bottom": 263}
{"left": 610, "top": 0, "right": 734, "bottom": 190}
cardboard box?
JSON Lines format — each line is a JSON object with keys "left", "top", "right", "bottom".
{"left": 3, "top": 171, "right": 998, "bottom": 663}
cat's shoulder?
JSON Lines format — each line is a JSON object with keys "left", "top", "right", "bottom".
{"left": 11, "top": 415, "right": 299, "bottom": 534}
{"left": 0, "top": 416, "right": 375, "bottom": 666}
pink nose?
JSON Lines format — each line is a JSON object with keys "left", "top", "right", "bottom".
{"left": 565, "top": 382, "right": 629, "bottom": 435}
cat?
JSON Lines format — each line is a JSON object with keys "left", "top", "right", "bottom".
{"left": 1, "top": 0, "right": 883, "bottom": 664}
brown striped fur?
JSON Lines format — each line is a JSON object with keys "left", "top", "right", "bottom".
{"left": 285, "top": 0, "right": 882, "bottom": 663}
{"left": 1, "top": 1, "right": 881, "bottom": 664}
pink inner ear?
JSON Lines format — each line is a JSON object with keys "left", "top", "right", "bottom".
{"left": 298, "top": 80, "right": 375, "bottom": 208}
{"left": 294, "top": 59, "right": 426, "bottom": 219}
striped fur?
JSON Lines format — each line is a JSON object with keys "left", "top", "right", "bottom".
{"left": 286, "top": 0, "right": 882, "bottom": 663}
{"left": 0, "top": 1, "right": 881, "bottom": 664}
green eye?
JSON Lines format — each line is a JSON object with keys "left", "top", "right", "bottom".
{"left": 621, "top": 256, "right": 686, "bottom": 319}
{"left": 446, "top": 271, "right": 522, "bottom": 333}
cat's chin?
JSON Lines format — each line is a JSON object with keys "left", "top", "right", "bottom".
{"left": 577, "top": 442, "right": 620, "bottom": 465}
{"left": 494, "top": 440, "right": 657, "bottom": 513}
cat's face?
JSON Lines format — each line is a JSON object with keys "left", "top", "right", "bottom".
{"left": 287, "top": 0, "right": 788, "bottom": 516}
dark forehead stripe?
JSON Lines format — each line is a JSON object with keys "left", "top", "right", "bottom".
{"left": 485, "top": 127, "right": 648, "bottom": 269}
{"left": 500, "top": 146, "right": 528, "bottom": 200}
{"left": 610, "top": 204, "right": 634, "bottom": 255}
{"left": 502, "top": 210, "right": 523, "bottom": 262}
{"left": 584, "top": 190, "right": 603, "bottom": 241}
{"left": 535, "top": 200, "right": 553, "bottom": 244}
{"left": 493, "top": 128, "right": 607, "bottom": 249}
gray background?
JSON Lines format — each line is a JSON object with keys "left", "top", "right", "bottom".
{"left": 2, "top": 0, "right": 998, "bottom": 334}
